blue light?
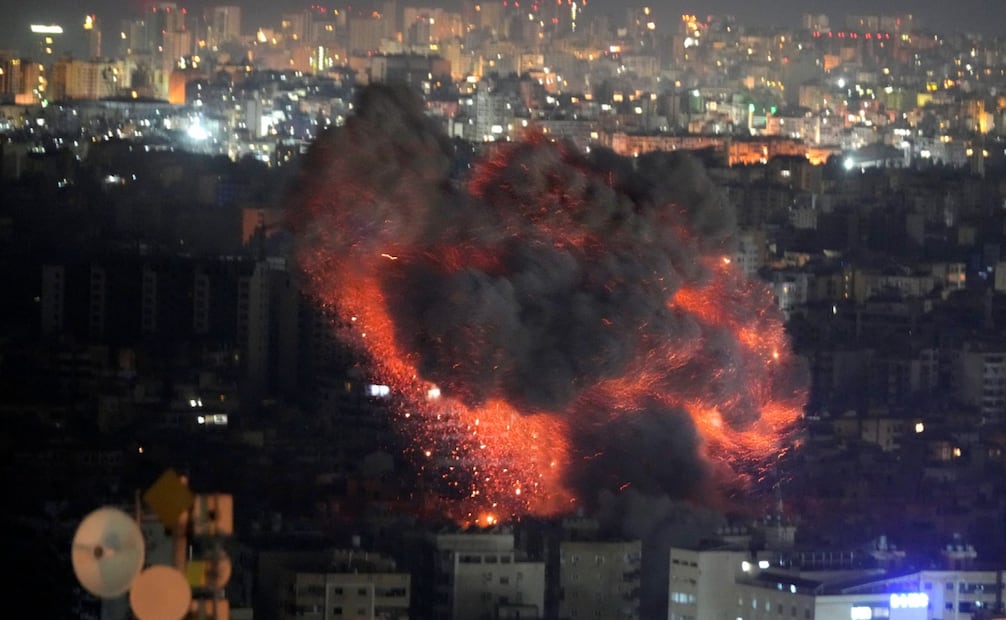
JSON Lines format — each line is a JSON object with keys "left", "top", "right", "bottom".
{"left": 890, "top": 593, "right": 928, "bottom": 609}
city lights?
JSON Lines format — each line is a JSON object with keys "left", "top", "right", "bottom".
{"left": 4, "top": 4, "right": 1006, "bottom": 619}
{"left": 30, "top": 24, "right": 64, "bottom": 34}
{"left": 889, "top": 593, "right": 929, "bottom": 609}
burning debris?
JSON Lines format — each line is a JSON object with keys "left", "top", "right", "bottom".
{"left": 289, "top": 84, "right": 807, "bottom": 525}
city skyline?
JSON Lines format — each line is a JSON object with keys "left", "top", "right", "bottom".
{"left": 4, "top": 0, "right": 1006, "bottom": 59}
{"left": 7, "top": 0, "right": 1006, "bottom": 611}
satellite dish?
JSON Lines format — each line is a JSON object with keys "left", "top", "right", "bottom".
{"left": 71, "top": 507, "right": 145, "bottom": 599}
{"left": 129, "top": 565, "right": 192, "bottom": 620}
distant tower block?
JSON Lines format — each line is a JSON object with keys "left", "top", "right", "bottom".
{"left": 30, "top": 23, "right": 64, "bottom": 64}
{"left": 206, "top": 5, "right": 242, "bottom": 50}
{"left": 84, "top": 14, "right": 102, "bottom": 58}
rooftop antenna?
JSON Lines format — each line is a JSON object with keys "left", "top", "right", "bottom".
{"left": 71, "top": 469, "right": 231, "bottom": 619}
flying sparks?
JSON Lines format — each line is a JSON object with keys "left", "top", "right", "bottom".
{"left": 289, "top": 85, "right": 808, "bottom": 525}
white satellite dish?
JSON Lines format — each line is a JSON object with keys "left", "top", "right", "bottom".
{"left": 129, "top": 565, "right": 192, "bottom": 620}
{"left": 71, "top": 507, "right": 146, "bottom": 599}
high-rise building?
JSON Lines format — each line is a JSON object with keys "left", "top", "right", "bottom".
{"left": 0, "top": 55, "right": 39, "bottom": 104}
{"left": 118, "top": 18, "right": 148, "bottom": 56}
{"left": 161, "top": 29, "right": 192, "bottom": 69}
{"left": 29, "top": 24, "right": 64, "bottom": 65}
{"left": 382, "top": 0, "right": 401, "bottom": 41}
{"left": 49, "top": 57, "right": 127, "bottom": 100}
{"left": 19, "top": 59, "right": 44, "bottom": 103}
{"left": 83, "top": 15, "right": 102, "bottom": 58}
{"left": 462, "top": 0, "right": 505, "bottom": 35}
{"left": 348, "top": 14, "right": 386, "bottom": 54}
{"left": 559, "top": 540, "right": 642, "bottom": 620}
{"left": 142, "top": 3, "right": 190, "bottom": 71}
{"left": 205, "top": 5, "right": 242, "bottom": 50}
{"left": 950, "top": 340, "right": 1006, "bottom": 423}
{"left": 152, "top": 3, "right": 187, "bottom": 35}
{"left": 429, "top": 531, "right": 546, "bottom": 620}
{"left": 669, "top": 546, "right": 758, "bottom": 620}
{"left": 280, "top": 11, "right": 309, "bottom": 44}
{"left": 472, "top": 80, "right": 516, "bottom": 141}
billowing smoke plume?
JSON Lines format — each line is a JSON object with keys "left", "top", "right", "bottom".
{"left": 289, "top": 84, "right": 807, "bottom": 522}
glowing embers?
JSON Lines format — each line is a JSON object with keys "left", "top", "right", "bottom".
{"left": 396, "top": 385, "right": 574, "bottom": 523}
{"left": 290, "top": 85, "right": 807, "bottom": 524}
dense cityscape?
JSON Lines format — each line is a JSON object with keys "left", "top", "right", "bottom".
{"left": 4, "top": 1, "right": 1006, "bottom": 619}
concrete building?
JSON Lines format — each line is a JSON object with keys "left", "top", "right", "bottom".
{"left": 669, "top": 544, "right": 1005, "bottom": 620}
{"left": 768, "top": 271, "right": 811, "bottom": 321}
{"left": 432, "top": 531, "right": 546, "bottom": 620}
{"left": 733, "top": 231, "right": 768, "bottom": 277}
{"left": 49, "top": 58, "right": 128, "bottom": 101}
{"left": 82, "top": 14, "right": 102, "bottom": 59}
{"left": 669, "top": 547, "right": 762, "bottom": 620}
{"left": 469, "top": 82, "right": 517, "bottom": 142}
{"left": 735, "top": 569, "right": 901, "bottom": 620}
{"left": 271, "top": 549, "right": 410, "bottom": 620}
{"left": 558, "top": 540, "right": 641, "bottom": 620}
{"left": 206, "top": 5, "right": 242, "bottom": 50}
{"left": 852, "top": 268, "right": 939, "bottom": 303}
{"left": 349, "top": 15, "right": 386, "bottom": 54}
{"left": 949, "top": 340, "right": 1006, "bottom": 423}
{"left": 735, "top": 569, "right": 1005, "bottom": 620}
{"left": 30, "top": 23, "right": 65, "bottom": 66}
{"left": 279, "top": 571, "right": 409, "bottom": 620}
{"left": 830, "top": 412, "right": 914, "bottom": 452}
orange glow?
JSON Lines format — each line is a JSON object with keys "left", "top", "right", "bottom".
{"left": 293, "top": 126, "right": 806, "bottom": 525}
{"left": 298, "top": 259, "right": 576, "bottom": 522}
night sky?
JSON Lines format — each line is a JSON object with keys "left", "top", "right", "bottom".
{"left": 1, "top": 0, "right": 1005, "bottom": 59}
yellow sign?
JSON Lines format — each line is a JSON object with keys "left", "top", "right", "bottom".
{"left": 143, "top": 469, "right": 194, "bottom": 529}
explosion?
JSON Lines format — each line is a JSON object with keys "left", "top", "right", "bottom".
{"left": 289, "top": 85, "right": 807, "bottom": 525}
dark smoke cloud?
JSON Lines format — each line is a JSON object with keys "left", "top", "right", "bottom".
{"left": 287, "top": 84, "right": 454, "bottom": 263}
{"left": 289, "top": 84, "right": 802, "bottom": 510}
{"left": 375, "top": 139, "right": 736, "bottom": 413}
{"left": 569, "top": 403, "right": 708, "bottom": 499}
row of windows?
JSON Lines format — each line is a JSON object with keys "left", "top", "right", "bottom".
{"left": 924, "top": 582, "right": 1001, "bottom": 593}
{"left": 737, "top": 597, "right": 811, "bottom": 619}
{"left": 481, "top": 592, "right": 515, "bottom": 603}
{"left": 459, "top": 554, "right": 513, "bottom": 564}
{"left": 734, "top": 611, "right": 811, "bottom": 620}
{"left": 564, "top": 608, "right": 637, "bottom": 618}
{"left": 285, "top": 604, "right": 372, "bottom": 616}
{"left": 297, "top": 584, "right": 406, "bottom": 598}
